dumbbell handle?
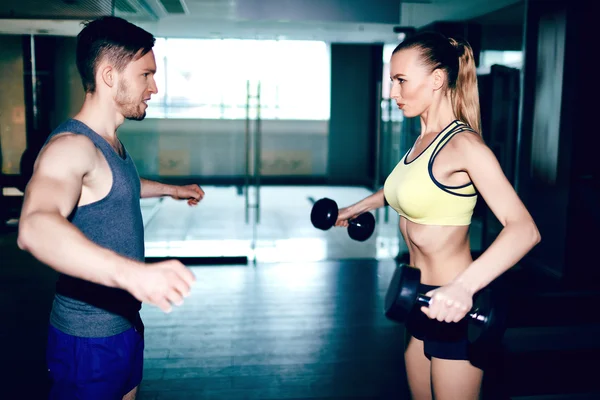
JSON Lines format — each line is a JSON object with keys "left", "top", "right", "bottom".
{"left": 416, "top": 295, "right": 488, "bottom": 324}
{"left": 347, "top": 214, "right": 368, "bottom": 227}
{"left": 348, "top": 218, "right": 361, "bottom": 226}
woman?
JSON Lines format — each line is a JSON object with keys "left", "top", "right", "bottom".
{"left": 335, "top": 32, "right": 540, "bottom": 399}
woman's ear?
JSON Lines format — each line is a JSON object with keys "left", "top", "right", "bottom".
{"left": 432, "top": 68, "right": 446, "bottom": 91}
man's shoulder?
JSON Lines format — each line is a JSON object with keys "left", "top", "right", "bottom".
{"left": 39, "top": 133, "right": 100, "bottom": 172}
{"left": 46, "top": 132, "right": 97, "bottom": 153}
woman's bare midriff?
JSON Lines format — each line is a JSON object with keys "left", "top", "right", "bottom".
{"left": 399, "top": 216, "right": 473, "bottom": 286}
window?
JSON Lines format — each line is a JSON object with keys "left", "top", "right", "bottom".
{"left": 381, "top": 43, "right": 403, "bottom": 122}
{"left": 146, "top": 38, "right": 331, "bottom": 120}
{"left": 477, "top": 50, "right": 523, "bottom": 74}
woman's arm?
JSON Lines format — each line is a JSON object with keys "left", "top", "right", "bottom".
{"left": 422, "top": 132, "right": 541, "bottom": 322}
{"left": 454, "top": 133, "right": 540, "bottom": 293}
{"left": 335, "top": 188, "right": 387, "bottom": 227}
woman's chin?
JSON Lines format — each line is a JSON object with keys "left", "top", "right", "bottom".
{"left": 401, "top": 109, "right": 415, "bottom": 118}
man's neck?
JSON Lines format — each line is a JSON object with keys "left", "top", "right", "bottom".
{"left": 73, "top": 92, "right": 124, "bottom": 142}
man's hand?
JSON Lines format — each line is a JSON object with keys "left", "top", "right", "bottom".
{"left": 171, "top": 184, "right": 205, "bottom": 206}
{"left": 121, "top": 260, "right": 197, "bottom": 313}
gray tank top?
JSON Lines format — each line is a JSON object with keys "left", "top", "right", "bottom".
{"left": 46, "top": 119, "right": 145, "bottom": 337}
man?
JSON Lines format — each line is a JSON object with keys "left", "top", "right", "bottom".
{"left": 17, "top": 16, "right": 201, "bottom": 399}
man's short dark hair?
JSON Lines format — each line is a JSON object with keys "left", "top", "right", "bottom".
{"left": 76, "top": 16, "right": 155, "bottom": 93}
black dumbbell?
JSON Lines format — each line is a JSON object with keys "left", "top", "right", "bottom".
{"left": 383, "top": 264, "right": 507, "bottom": 348}
{"left": 310, "top": 197, "right": 375, "bottom": 242}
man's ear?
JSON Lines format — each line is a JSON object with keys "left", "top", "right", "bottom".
{"left": 100, "top": 64, "right": 115, "bottom": 88}
{"left": 432, "top": 68, "right": 446, "bottom": 91}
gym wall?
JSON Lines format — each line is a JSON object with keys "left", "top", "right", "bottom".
{"left": 0, "top": 35, "right": 27, "bottom": 176}
{"left": 328, "top": 43, "right": 383, "bottom": 187}
{"left": 47, "top": 37, "right": 330, "bottom": 182}
{"left": 513, "top": 0, "right": 598, "bottom": 288}
{"left": 45, "top": 37, "right": 381, "bottom": 186}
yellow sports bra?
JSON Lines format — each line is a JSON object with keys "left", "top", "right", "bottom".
{"left": 383, "top": 120, "right": 478, "bottom": 226}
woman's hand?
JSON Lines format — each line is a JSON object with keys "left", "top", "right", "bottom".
{"left": 333, "top": 189, "right": 387, "bottom": 227}
{"left": 421, "top": 281, "right": 475, "bottom": 323}
{"left": 335, "top": 207, "right": 359, "bottom": 227}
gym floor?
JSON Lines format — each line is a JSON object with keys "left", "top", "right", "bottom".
{"left": 1, "top": 186, "right": 599, "bottom": 399}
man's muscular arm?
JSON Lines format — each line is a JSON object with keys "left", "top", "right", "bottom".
{"left": 18, "top": 134, "right": 197, "bottom": 313}
{"left": 17, "top": 134, "right": 141, "bottom": 289}
{"left": 140, "top": 178, "right": 205, "bottom": 205}
{"left": 140, "top": 178, "right": 175, "bottom": 198}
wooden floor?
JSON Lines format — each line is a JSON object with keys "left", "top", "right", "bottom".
{"left": 0, "top": 233, "right": 408, "bottom": 399}
{"left": 2, "top": 231, "right": 600, "bottom": 399}
{"left": 137, "top": 260, "right": 408, "bottom": 399}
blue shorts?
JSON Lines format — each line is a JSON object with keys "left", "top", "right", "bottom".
{"left": 405, "top": 284, "right": 471, "bottom": 361}
{"left": 46, "top": 325, "right": 144, "bottom": 400}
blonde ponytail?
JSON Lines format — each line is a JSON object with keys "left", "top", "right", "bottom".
{"left": 393, "top": 32, "right": 483, "bottom": 134}
{"left": 449, "top": 38, "right": 482, "bottom": 135}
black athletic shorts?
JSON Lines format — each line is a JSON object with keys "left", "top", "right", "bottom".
{"left": 405, "top": 283, "right": 471, "bottom": 360}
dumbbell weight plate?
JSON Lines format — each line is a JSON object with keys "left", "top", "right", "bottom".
{"left": 384, "top": 264, "right": 420, "bottom": 322}
{"left": 468, "top": 285, "right": 508, "bottom": 349}
{"left": 347, "top": 212, "right": 375, "bottom": 242}
{"left": 310, "top": 198, "right": 338, "bottom": 231}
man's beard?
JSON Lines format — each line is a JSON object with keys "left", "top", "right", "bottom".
{"left": 116, "top": 79, "right": 146, "bottom": 121}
